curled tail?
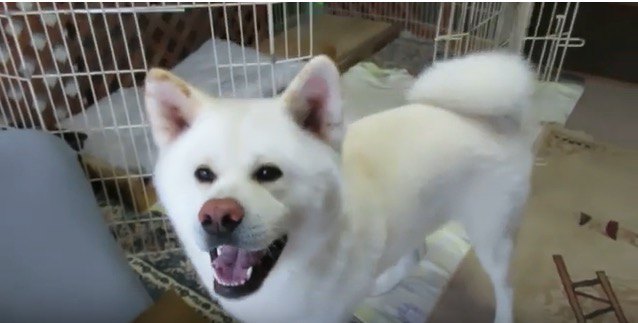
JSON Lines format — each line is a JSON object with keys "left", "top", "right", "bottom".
{"left": 406, "top": 51, "right": 535, "bottom": 121}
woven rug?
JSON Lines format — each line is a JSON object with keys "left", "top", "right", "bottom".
{"left": 429, "top": 124, "right": 638, "bottom": 322}
{"left": 128, "top": 253, "right": 234, "bottom": 322}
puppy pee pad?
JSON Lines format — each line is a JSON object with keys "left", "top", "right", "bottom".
{"left": 353, "top": 222, "right": 470, "bottom": 323}
{"left": 341, "top": 62, "right": 415, "bottom": 126}
{"left": 530, "top": 80, "right": 584, "bottom": 125}
{"left": 59, "top": 38, "right": 304, "bottom": 174}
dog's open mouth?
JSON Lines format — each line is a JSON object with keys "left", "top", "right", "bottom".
{"left": 210, "top": 235, "right": 287, "bottom": 299}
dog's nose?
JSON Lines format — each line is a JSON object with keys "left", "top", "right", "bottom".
{"left": 198, "top": 198, "right": 244, "bottom": 234}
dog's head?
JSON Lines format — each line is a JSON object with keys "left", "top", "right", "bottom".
{"left": 145, "top": 56, "right": 343, "bottom": 299}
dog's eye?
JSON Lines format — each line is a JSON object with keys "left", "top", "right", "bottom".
{"left": 194, "top": 166, "right": 216, "bottom": 183}
{"left": 253, "top": 164, "right": 283, "bottom": 183}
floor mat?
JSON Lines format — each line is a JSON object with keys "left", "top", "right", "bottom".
{"left": 100, "top": 199, "right": 179, "bottom": 255}
{"left": 129, "top": 253, "right": 235, "bottom": 322}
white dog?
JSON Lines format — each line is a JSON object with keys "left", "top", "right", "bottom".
{"left": 144, "top": 51, "right": 536, "bottom": 323}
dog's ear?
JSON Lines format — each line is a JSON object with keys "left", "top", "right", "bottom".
{"left": 282, "top": 55, "right": 343, "bottom": 150}
{"left": 144, "top": 69, "right": 204, "bottom": 148}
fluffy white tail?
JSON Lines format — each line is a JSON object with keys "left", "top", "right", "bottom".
{"left": 406, "top": 51, "right": 534, "bottom": 120}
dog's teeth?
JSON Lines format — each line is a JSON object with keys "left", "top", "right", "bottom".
{"left": 246, "top": 267, "right": 253, "bottom": 279}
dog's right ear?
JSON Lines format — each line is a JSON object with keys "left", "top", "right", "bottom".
{"left": 144, "top": 69, "right": 203, "bottom": 149}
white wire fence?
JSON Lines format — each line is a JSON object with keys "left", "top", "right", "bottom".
{"left": 326, "top": 2, "right": 584, "bottom": 81}
{"left": 0, "top": 2, "right": 583, "bottom": 256}
{"left": 523, "top": 2, "right": 585, "bottom": 82}
{"left": 0, "top": 2, "right": 312, "bottom": 255}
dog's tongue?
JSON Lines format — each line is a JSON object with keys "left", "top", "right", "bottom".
{"left": 212, "top": 245, "right": 264, "bottom": 284}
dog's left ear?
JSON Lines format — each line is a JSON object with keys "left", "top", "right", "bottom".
{"left": 282, "top": 55, "right": 343, "bottom": 150}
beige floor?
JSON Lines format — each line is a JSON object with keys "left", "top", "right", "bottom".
{"left": 428, "top": 74, "right": 638, "bottom": 323}
{"left": 566, "top": 74, "right": 638, "bottom": 149}
{"left": 430, "top": 124, "right": 638, "bottom": 323}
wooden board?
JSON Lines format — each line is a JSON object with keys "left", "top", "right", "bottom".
{"left": 134, "top": 289, "right": 208, "bottom": 323}
{"left": 259, "top": 14, "right": 401, "bottom": 72}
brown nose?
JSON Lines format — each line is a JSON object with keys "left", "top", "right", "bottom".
{"left": 198, "top": 198, "right": 244, "bottom": 234}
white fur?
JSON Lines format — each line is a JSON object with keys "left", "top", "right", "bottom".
{"left": 407, "top": 51, "right": 534, "bottom": 119}
{"left": 146, "top": 51, "right": 536, "bottom": 323}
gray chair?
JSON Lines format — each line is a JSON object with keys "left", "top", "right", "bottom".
{"left": 0, "top": 129, "right": 152, "bottom": 323}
